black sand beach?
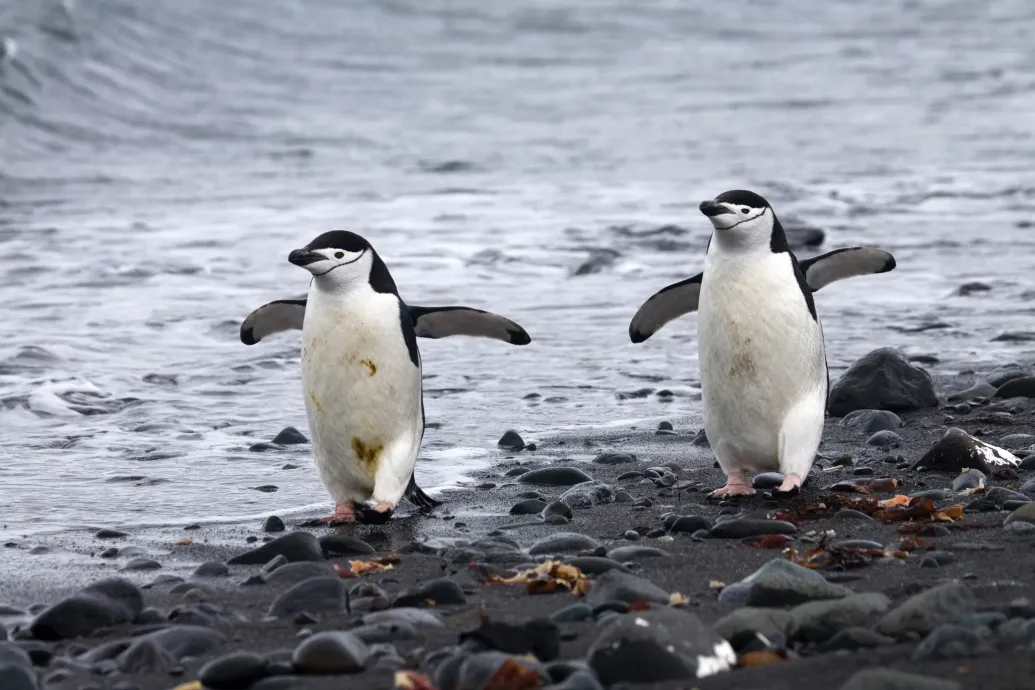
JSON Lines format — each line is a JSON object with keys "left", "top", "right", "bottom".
{"left": 3, "top": 353, "right": 1035, "bottom": 690}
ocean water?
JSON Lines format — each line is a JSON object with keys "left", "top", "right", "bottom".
{"left": 2, "top": 0, "right": 1034, "bottom": 535}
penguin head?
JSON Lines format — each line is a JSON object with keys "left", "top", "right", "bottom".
{"left": 288, "top": 231, "right": 376, "bottom": 288}
{"left": 699, "top": 190, "right": 775, "bottom": 249}
{"left": 354, "top": 500, "right": 394, "bottom": 525}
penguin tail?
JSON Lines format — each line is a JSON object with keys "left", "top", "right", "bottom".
{"left": 405, "top": 475, "right": 442, "bottom": 513}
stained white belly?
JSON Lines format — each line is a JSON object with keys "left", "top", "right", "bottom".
{"left": 300, "top": 287, "right": 423, "bottom": 503}
{"left": 698, "top": 252, "right": 826, "bottom": 467}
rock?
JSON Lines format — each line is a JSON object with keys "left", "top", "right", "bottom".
{"left": 360, "top": 608, "right": 443, "bottom": 630}
{"left": 658, "top": 421, "right": 674, "bottom": 431}
{"left": 30, "top": 578, "right": 144, "bottom": 640}
{"left": 585, "top": 570, "right": 670, "bottom": 607}
{"left": 498, "top": 430, "right": 525, "bottom": 452}
{"left": 751, "top": 472, "right": 784, "bottom": 489}
{"left": 94, "top": 528, "right": 129, "bottom": 539}
{"left": 1004, "top": 502, "right": 1035, "bottom": 526}
{"left": 1022, "top": 455, "right": 1035, "bottom": 471}
{"left": 263, "top": 516, "right": 286, "bottom": 533}
{"left": 0, "top": 644, "right": 36, "bottom": 690}
{"left": 592, "top": 452, "right": 636, "bottom": 465}
{"left": 951, "top": 469, "right": 986, "bottom": 492}
{"left": 1019, "top": 477, "right": 1035, "bottom": 495}
{"left": 319, "top": 534, "right": 375, "bottom": 557}
{"left": 713, "top": 608, "right": 793, "bottom": 644}
{"left": 668, "top": 516, "right": 712, "bottom": 534}
{"left": 866, "top": 431, "right": 902, "bottom": 447}
{"left": 504, "top": 467, "right": 530, "bottom": 477}
{"left": 876, "top": 581, "right": 976, "bottom": 638}
{"left": 841, "top": 409, "right": 903, "bottom": 433}
{"left": 588, "top": 607, "right": 735, "bottom": 684}
{"left": 999, "top": 433, "right": 1035, "bottom": 449}
{"left": 457, "top": 652, "right": 548, "bottom": 690}
{"left": 708, "top": 519, "right": 797, "bottom": 539}
{"left": 266, "top": 577, "right": 347, "bottom": 619}
{"left": 460, "top": 618, "right": 560, "bottom": 661}
{"left": 913, "top": 427, "right": 1019, "bottom": 474}
{"left": 198, "top": 652, "right": 269, "bottom": 690}
{"left": 265, "top": 562, "right": 336, "bottom": 586}
{"left": 606, "top": 545, "right": 670, "bottom": 561}
{"left": 919, "top": 551, "right": 956, "bottom": 568}
{"left": 517, "top": 467, "right": 592, "bottom": 487}
{"left": 558, "top": 481, "right": 614, "bottom": 509}
{"left": 192, "top": 562, "right": 230, "bottom": 578}
{"left": 789, "top": 593, "right": 891, "bottom": 642}
{"left": 228, "top": 532, "right": 323, "bottom": 565}
{"left": 272, "top": 426, "right": 308, "bottom": 444}
{"left": 911, "top": 624, "right": 983, "bottom": 661}
{"left": 819, "top": 627, "right": 895, "bottom": 652}
{"left": 292, "top": 631, "right": 369, "bottom": 674}
{"left": 832, "top": 509, "right": 877, "bottom": 524}
{"left": 722, "top": 559, "right": 851, "bottom": 608}
{"left": 984, "top": 486, "right": 1030, "bottom": 506}
{"left": 948, "top": 382, "right": 997, "bottom": 402}
{"left": 394, "top": 578, "right": 466, "bottom": 607}
{"left": 120, "top": 557, "right": 161, "bottom": 572}
{"left": 509, "top": 499, "right": 547, "bottom": 515}
{"left": 1006, "top": 521, "right": 1035, "bottom": 535}
{"left": 115, "top": 638, "right": 175, "bottom": 673}
{"left": 693, "top": 429, "right": 710, "bottom": 447}
{"left": 995, "top": 376, "right": 1035, "bottom": 398}
{"left": 542, "top": 501, "right": 573, "bottom": 520}
{"left": 529, "top": 532, "right": 600, "bottom": 556}
{"left": 828, "top": 348, "right": 938, "bottom": 416}
{"left": 544, "top": 515, "right": 569, "bottom": 526}
{"left": 551, "top": 603, "right": 594, "bottom": 623}
{"left": 840, "top": 668, "right": 961, "bottom": 690}
{"left": 350, "top": 622, "right": 419, "bottom": 644}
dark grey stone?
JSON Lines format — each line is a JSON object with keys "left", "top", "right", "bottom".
{"left": 263, "top": 516, "right": 286, "bottom": 533}
{"left": 394, "top": 578, "right": 466, "bottom": 607}
{"left": 198, "top": 652, "right": 269, "bottom": 690}
{"left": 529, "top": 532, "right": 600, "bottom": 556}
{"left": 509, "top": 499, "right": 547, "bottom": 515}
{"left": 606, "top": 545, "right": 670, "bottom": 561}
{"left": 271, "top": 427, "right": 308, "bottom": 444}
{"left": 498, "top": 430, "right": 525, "bottom": 451}
{"left": 192, "top": 561, "right": 230, "bottom": 578}
{"left": 517, "top": 467, "right": 593, "bottom": 487}
{"left": 912, "top": 624, "right": 984, "bottom": 661}
{"left": 264, "top": 562, "right": 335, "bottom": 586}
{"left": 819, "top": 627, "right": 895, "bottom": 652}
{"left": 558, "top": 481, "right": 614, "bottom": 509}
{"left": 789, "top": 593, "right": 891, "bottom": 642}
{"left": 914, "top": 427, "right": 1019, "bottom": 474}
{"left": 458, "top": 652, "right": 547, "bottom": 690}
{"left": 564, "top": 557, "right": 629, "bottom": 575}
{"left": 995, "top": 376, "right": 1035, "bottom": 398}
{"left": 828, "top": 348, "right": 938, "bottom": 417}
{"left": 722, "top": 559, "right": 850, "bottom": 608}
{"left": 1004, "top": 502, "right": 1035, "bottom": 526}
{"left": 668, "top": 515, "right": 712, "bottom": 533}
{"left": 228, "top": 532, "right": 323, "bottom": 565}
{"left": 876, "top": 581, "right": 976, "bottom": 638}
{"left": 592, "top": 452, "right": 636, "bottom": 465}
{"left": 542, "top": 501, "right": 573, "bottom": 520}
{"left": 551, "top": 603, "right": 594, "bottom": 623}
{"left": 708, "top": 519, "right": 797, "bottom": 539}
{"left": 94, "top": 529, "right": 129, "bottom": 539}
{"left": 713, "top": 607, "right": 793, "bottom": 643}
{"left": 951, "top": 469, "right": 986, "bottom": 492}
{"left": 120, "top": 558, "right": 162, "bottom": 572}
{"left": 265, "top": 576, "right": 347, "bottom": 619}
{"left": 840, "top": 668, "right": 961, "bottom": 690}
{"left": 318, "top": 534, "right": 375, "bottom": 557}
{"left": 866, "top": 431, "right": 902, "bottom": 447}
{"left": 751, "top": 472, "right": 784, "bottom": 489}
{"left": 291, "top": 631, "right": 369, "bottom": 674}
{"left": 360, "top": 608, "right": 444, "bottom": 629}
{"left": 585, "top": 570, "right": 670, "bottom": 608}
{"left": 29, "top": 578, "right": 144, "bottom": 641}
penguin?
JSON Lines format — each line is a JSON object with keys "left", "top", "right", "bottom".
{"left": 241, "top": 230, "right": 531, "bottom": 524}
{"left": 629, "top": 190, "right": 896, "bottom": 497}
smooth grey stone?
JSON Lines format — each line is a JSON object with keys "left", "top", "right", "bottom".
{"left": 729, "top": 559, "right": 851, "bottom": 608}
{"left": 751, "top": 472, "right": 784, "bottom": 489}
{"left": 866, "top": 430, "right": 902, "bottom": 447}
{"left": 360, "top": 608, "right": 444, "bottom": 629}
{"left": 985, "top": 486, "right": 1031, "bottom": 506}
{"left": 876, "top": 581, "right": 977, "bottom": 638}
{"left": 995, "top": 376, "right": 1035, "bottom": 398}
{"left": 265, "top": 577, "right": 347, "bottom": 619}
{"left": 789, "top": 593, "right": 891, "bottom": 642}
{"left": 841, "top": 409, "right": 903, "bottom": 433}
{"left": 350, "top": 621, "right": 419, "bottom": 644}
{"left": 585, "top": 570, "right": 670, "bottom": 608}
{"left": 271, "top": 427, "right": 308, "bottom": 444}
{"left": 228, "top": 532, "right": 323, "bottom": 565}
{"left": 828, "top": 348, "right": 938, "bottom": 417}
{"left": 558, "top": 481, "right": 614, "bottom": 509}
{"left": 198, "top": 652, "right": 269, "bottom": 690}
{"left": 911, "top": 624, "right": 983, "bottom": 661}
{"left": 544, "top": 514, "right": 569, "bottom": 525}
{"left": 713, "top": 607, "right": 793, "bottom": 642}
{"left": 263, "top": 516, "right": 286, "bottom": 533}
{"left": 318, "top": 534, "right": 375, "bottom": 557}
{"left": 192, "top": 561, "right": 230, "bottom": 578}
{"left": 667, "top": 515, "right": 712, "bottom": 533}
{"left": 29, "top": 578, "right": 144, "bottom": 641}
{"left": 564, "top": 557, "right": 629, "bottom": 575}
{"left": 498, "top": 430, "right": 525, "bottom": 451}
{"left": 951, "top": 469, "right": 986, "bottom": 492}
{"left": 606, "top": 545, "right": 669, "bottom": 561}
{"left": 264, "top": 562, "right": 335, "bottom": 586}
{"left": 263, "top": 555, "right": 288, "bottom": 573}
{"left": 394, "top": 578, "right": 466, "bottom": 607}
{"left": 840, "top": 668, "right": 961, "bottom": 690}
{"left": 120, "top": 558, "right": 162, "bottom": 572}
{"left": 292, "top": 631, "right": 369, "bottom": 674}
{"left": 999, "top": 433, "right": 1035, "bottom": 449}
{"left": 94, "top": 528, "right": 129, "bottom": 539}
{"left": 1004, "top": 502, "right": 1035, "bottom": 526}
{"left": 543, "top": 501, "right": 573, "bottom": 519}
{"left": 913, "top": 427, "right": 1019, "bottom": 474}
{"left": 551, "top": 603, "right": 594, "bottom": 623}
{"left": 819, "top": 626, "right": 895, "bottom": 652}
{"left": 1005, "top": 521, "right": 1035, "bottom": 535}
{"left": 124, "top": 625, "right": 225, "bottom": 661}
{"left": 709, "top": 519, "right": 797, "bottom": 539}
{"left": 529, "top": 532, "right": 600, "bottom": 555}
{"left": 517, "top": 467, "right": 592, "bottom": 487}
{"left": 458, "top": 652, "right": 547, "bottom": 690}
{"left": 832, "top": 509, "right": 878, "bottom": 524}
{"left": 510, "top": 499, "right": 547, "bottom": 515}
{"left": 592, "top": 452, "right": 636, "bottom": 465}
{"left": 947, "top": 382, "right": 996, "bottom": 402}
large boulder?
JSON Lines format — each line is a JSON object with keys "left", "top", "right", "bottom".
{"left": 828, "top": 348, "right": 938, "bottom": 417}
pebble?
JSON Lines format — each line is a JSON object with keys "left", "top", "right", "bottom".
{"left": 751, "top": 472, "right": 784, "bottom": 489}
{"left": 350, "top": 622, "right": 419, "bottom": 644}
{"left": 951, "top": 468, "right": 986, "bottom": 491}
{"left": 985, "top": 487, "right": 1031, "bottom": 507}
{"left": 819, "top": 627, "right": 895, "bottom": 652}
{"left": 876, "top": 581, "right": 976, "bottom": 638}
{"left": 947, "top": 382, "right": 997, "bottom": 402}
{"left": 721, "top": 559, "right": 850, "bottom": 608}
{"left": 30, "top": 577, "right": 144, "bottom": 640}
{"left": 263, "top": 516, "right": 286, "bottom": 533}
{"left": 607, "top": 545, "right": 669, "bottom": 561}
{"left": 1021, "top": 455, "right": 1035, "bottom": 471}
{"left": 529, "top": 532, "right": 600, "bottom": 555}
{"left": 319, "top": 534, "right": 375, "bottom": 557}
{"left": 693, "top": 429, "right": 710, "bottom": 446}
{"left": 265, "top": 562, "right": 336, "bottom": 586}
{"left": 708, "top": 518, "right": 797, "bottom": 539}
{"left": 592, "top": 452, "right": 636, "bottom": 465}
{"left": 99, "top": 547, "right": 118, "bottom": 558}
{"left": 550, "top": 603, "right": 594, "bottom": 624}
{"left": 1019, "top": 477, "right": 1035, "bottom": 494}
{"left": 394, "top": 578, "right": 466, "bottom": 607}
{"left": 918, "top": 551, "right": 956, "bottom": 568}
{"left": 588, "top": 607, "right": 735, "bottom": 684}
{"left": 911, "top": 624, "right": 983, "bottom": 661}
{"left": 789, "top": 593, "right": 891, "bottom": 642}
{"left": 623, "top": 530, "right": 640, "bottom": 541}
{"left": 1005, "top": 521, "right": 1035, "bottom": 535}
{"left": 832, "top": 509, "right": 877, "bottom": 524}
{"left": 192, "top": 562, "right": 230, "bottom": 578}
{"left": 504, "top": 467, "right": 530, "bottom": 477}
{"left": 866, "top": 430, "right": 902, "bottom": 447}
{"left": 558, "top": 480, "right": 614, "bottom": 509}
{"left": 713, "top": 607, "right": 793, "bottom": 644}
{"left": 497, "top": 430, "right": 525, "bottom": 452}
{"left": 94, "top": 528, "right": 129, "bottom": 539}
{"left": 613, "top": 490, "right": 633, "bottom": 503}
{"left": 565, "top": 557, "right": 629, "bottom": 575}
{"left": 827, "top": 348, "right": 938, "bottom": 417}
{"left": 585, "top": 570, "right": 670, "bottom": 607}
{"left": 198, "top": 652, "right": 269, "bottom": 690}
{"left": 509, "top": 499, "right": 547, "bottom": 515}
{"left": 120, "top": 557, "right": 162, "bottom": 572}
{"left": 458, "top": 652, "right": 548, "bottom": 690}
{"left": 292, "top": 631, "right": 369, "bottom": 674}
{"left": 840, "top": 668, "right": 961, "bottom": 690}
{"left": 995, "top": 376, "right": 1035, "bottom": 398}
{"left": 271, "top": 426, "right": 308, "bottom": 444}
{"left": 657, "top": 421, "right": 674, "bottom": 431}
{"left": 263, "top": 555, "right": 288, "bottom": 573}
{"left": 544, "top": 514, "right": 569, "bottom": 525}
{"left": 227, "top": 532, "right": 323, "bottom": 565}
{"left": 917, "top": 524, "right": 952, "bottom": 538}
{"left": 249, "top": 443, "right": 281, "bottom": 452}
{"left": 667, "top": 515, "right": 712, "bottom": 534}
{"left": 0, "top": 646, "right": 35, "bottom": 690}
{"left": 361, "top": 607, "right": 444, "bottom": 630}
{"left": 841, "top": 409, "right": 903, "bottom": 433}
{"left": 616, "top": 471, "right": 643, "bottom": 481}
{"left": 1004, "top": 502, "right": 1035, "bottom": 526}
{"left": 913, "top": 427, "right": 1019, "bottom": 474}
{"left": 517, "top": 467, "right": 592, "bottom": 487}
{"left": 266, "top": 576, "right": 347, "bottom": 619}
{"left": 853, "top": 467, "right": 874, "bottom": 476}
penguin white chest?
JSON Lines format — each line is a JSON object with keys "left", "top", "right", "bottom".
{"left": 698, "top": 252, "right": 826, "bottom": 468}
{"left": 299, "top": 287, "right": 422, "bottom": 503}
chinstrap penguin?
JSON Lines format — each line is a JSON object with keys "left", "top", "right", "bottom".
{"left": 241, "top": 230, "right": 531, "bottom": 524}
{"left": 629, "top": 190, "right": 896, "bottom": 497}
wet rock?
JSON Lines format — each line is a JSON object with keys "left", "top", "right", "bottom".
{"left": 266, "top": 577, "right": 347, "bottom": 619}
{"left": 271, "top": 427, "right": 308, "bottom": 445}
{"left": 995, "top": 376, "right": 1035, "bottom": 398}
{"left": 948, "top": 382, "right": 997, "bottom": 402}
{"left": 498, "top": 430, "right": 525, "bottom": 452}
{"left": 460, "top": 618, "right": 560, "bottom": 661}
{"left": 198, "top": 652, "right": 269, "bottom": 689}
{"left": 551, "top": 603, "right": 594, "bottom": 623}
{"left": 544, "top": 515, "right": 569, "bottom": 526}
{"left": 709, "top": 519, "right": 796, "bottom": 539}
{"left": 668, "top": 515, "right": 712, "bottom": 534}
{"left": 911, "top": 624, "right": 983, "bottom": 661}
{"left": 265, "top": 562, "right": 336, "bottom": 586}
{"left": 565, "top": 557, "right": 629, "bottom": 575}
{"left": 504, "top": 467, "right": 530, "bottom": 477}
{"left": 789, "top": 593, "right": 891, "bottom": 642}
{"left": 192, "top": 562, "right": 229, "bottom": 578}
{"left": 984, "top": 486, "right": 1030, "bottom": 506}
{"left": 120, "top": 557, "right": 161, "bottom": 572}
{"left": 1019, "top": 477, "right": 1035, "bottom": 495}
{"left": 919, "top": 551, "right": 956, "bottom": 568}
{"left": 720, "top": 559, "right": 850, "bottom": 608}
{"left": 827, "top": 348, "right": 938, "bottom": 417}
{"left": 840, "top": 668, "right": 961, "bottom": 690}
{"left": 751, "top": 472, "right": 784, "bottom": 489}
{"left": 841, "top": 409, "right": 903, "bottom": 434}
{"left": 292, "top": 631, "right": 369, "bottom": 674}
{"left": 866, "top": 431, "right": 902, "bottom": 447}
{"left": 588, "top": 607, "right": 735, "bottom": 684}
{"left": 658, "top": 421, "right": 674, "bottom": 431}
{"left": 999, "top": 433, "right": 1035, "bottom": 450}
{"left": 115, "top": 638, "right": 175, "bottom": 673}
{"left": 832, "top": 509, "right": 877, "bottom": 524}
{"left": 713, "top": 608, "right": 793, "bottom": 644}
{"left": 458, "top": 652, "right": 548, "bottom": 690}
{"left": 319, "top": 534, "right": 375, "bottom": 557}
{"left": 350, "top": 622, "right": 419, "bottom": 644}
{"left": 228, "top": 532, "right": 323, "bottom": 565}
{"left": 693, "top": 429, "right": 710, "bottom": 447}
{"left": 0, "top": 645, "right": 35, "bottom": 690}
{"left": 819, "top": 627, "right": 895, "bottom": 652}
{"left": 558, "top": 480, "right": 614, "bottom": 509}
{"left": 542, "top": 501, "right": 573, "bottom": 520}
{"left": 395, "top": 578, "right": 466, "bottom": 607}
{"left": 913, "top": 427, "right": 1019, "bottom": 474}
{"left": 951, "top": 469, "right": 986, "bottom": 492}
{"left": 529, "top": 532, "right": 600, "bottom": 556}
{"left": 876, "top": 581, "right": 976, "bottom": 638}
{"left": 585, "top": 570, "right": 670, "bottom": 607}
{"left": 94, "top": 528, "right": 129, "bottom": 539}
{"left": 509, "top": 499, "right": 547, "bottom": 515}
{"left": 592, "top": 452, "right": 636, "bottom": 465}
{"left": 30, "top": 577, "right": 144, "bottom": 640}
{"left": 263, "top": 516, "right": 286, "bottom": 533}
{"left": 1004, "top": 502, "right": 1035, "bottom": 526}
{"left": 517, "top": 467, "right": 592, "bottom": 487}
{"left": 606, "top": 545, "right": 670, "bottom": 561}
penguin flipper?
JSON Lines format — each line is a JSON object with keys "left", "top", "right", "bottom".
{"left": 239, "top": 297, "right": 307, "bottom": 345}
{"left": 404, "top": 475, "right": 442, "bottom": 513}
{"left": 628, "top": 273, "right": 703, "bottom": 343}
{"left": 407, "top": 305, "right": 531, "bottom": 345}
{"left": 799, "top": 247, "right": 896, "bottom": 292}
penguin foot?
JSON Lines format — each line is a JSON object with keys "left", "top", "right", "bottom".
{"left": 708, "top": 470, "right": 756, "bottom": 498}
{"left": 775, "top": 473, "right": 803, "bottom": 496}
{"left": 355, "top": 500, "right": 394, "bottom": 525}
{"left": 318, "top": 501, "right": 356, "bottom": 525}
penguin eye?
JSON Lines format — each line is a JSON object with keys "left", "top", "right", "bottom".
{"left": 740, "top": 208, "right": 750, "bottom": 214}
{"left": 334, "top": 252, "right": 344, "bottom": 259}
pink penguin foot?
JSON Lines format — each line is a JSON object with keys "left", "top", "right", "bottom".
{"left": 775, "top": 473, "right": 803, "bottom": 495}
{"left": 318, "top": 501, "right": 356, "bottom": 525}
{"left": 709, "top": 470, "right": 756, "bottom": 499}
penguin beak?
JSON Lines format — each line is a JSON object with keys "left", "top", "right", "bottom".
{"left": 354, "top": 501, "right": 394, "bottom": 525}
{"left": 699, "top": 200, "right": 733, "bottom": 218}
{"left": 288, "top": 248, "right": 325, "bottom": 267}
